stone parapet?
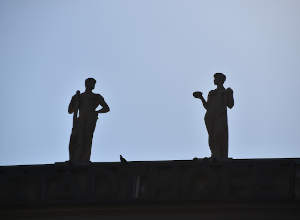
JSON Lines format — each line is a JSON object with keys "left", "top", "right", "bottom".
{"left": 0, "top": 158, "right": 299, "bottom": 207}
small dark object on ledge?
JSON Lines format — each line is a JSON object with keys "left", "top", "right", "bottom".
{"left": 120, "top": 155, "right": 127, "bottom": 164}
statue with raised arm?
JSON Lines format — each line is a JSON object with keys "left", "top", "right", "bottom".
{"left": 193, "top": 73, "right": 234, "bottom": 160}
{"left": 68, "top": 78, "right": 110, "bottom": 164}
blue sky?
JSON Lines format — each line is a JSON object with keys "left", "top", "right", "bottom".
{"left": 0, "top": 0, "right": 300, "bottom": 165}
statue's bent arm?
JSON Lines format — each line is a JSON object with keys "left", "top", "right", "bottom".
{"left": 96, "top": 95, "right": 110, "bottom": 114}
{"left": 226, "top": 88, "right": 234, "bottom": 109}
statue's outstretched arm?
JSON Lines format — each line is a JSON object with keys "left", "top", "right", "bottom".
{"left": 200, "top": 95, "right": 208, "bottom": 110}
{"left": 193, "top": 91, "right": 208, "bottom": 110}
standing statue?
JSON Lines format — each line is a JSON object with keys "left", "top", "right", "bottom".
{"left": 68, "top": 78, "right": 110, "bottom": 164}
{"left": 193, "top": 73, "right": 234, "bottom": 160}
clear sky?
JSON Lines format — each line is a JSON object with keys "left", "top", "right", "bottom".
{"left": 0, "top": 0, "right": 300, "bottom": 165}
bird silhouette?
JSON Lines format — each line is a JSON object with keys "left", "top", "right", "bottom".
{"left": 120, "top": 155, "right": 127, "bottom": 164}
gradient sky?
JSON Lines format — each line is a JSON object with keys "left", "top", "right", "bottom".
{"left": 1, "top": 0, "right": 300, "bottom": 165}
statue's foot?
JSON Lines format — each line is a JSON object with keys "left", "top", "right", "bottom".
{"left": 209, "top": 157, "right": 216, "bottom": 161}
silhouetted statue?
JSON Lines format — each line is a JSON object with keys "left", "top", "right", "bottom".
{"left": 193, "top": 73, "right": 234, "bottom": 160}
{"left": 68, "top": 78, "right": 110, "bottom": 164}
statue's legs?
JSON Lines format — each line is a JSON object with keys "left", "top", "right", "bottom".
{"left": 208, "top": 134, "right": 217, "bottom": 158}
{"left": 69, "top": 121, "right": 79, "bottom": 162}
{"left": 80, "top": 118, "right": 97, "bottom": 162}
{"left": 211, "top": 118, "right": 228, "bottom": 160}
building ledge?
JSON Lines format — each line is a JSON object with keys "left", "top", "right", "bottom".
{"left": 1, "top": 158, "right": 300, "bottom": 207}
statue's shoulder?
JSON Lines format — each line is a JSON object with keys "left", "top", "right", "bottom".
{"left": 94, "top": 93, "right": 105, "bottom": 101}
{"left": 96, "top": 93, "right": 104, "bottom": 98}
{"left": 225, "top": 87, "right": 234, "bottom": 94}
{"left": 208, "top": 89, "right": 216, "bottom": 96}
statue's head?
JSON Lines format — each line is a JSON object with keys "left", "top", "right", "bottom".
{"left": 85, "top": 78, "right": 96, "bottom": 90}
{"left": 214, "top": 73, "right": 226, "bottom": 86}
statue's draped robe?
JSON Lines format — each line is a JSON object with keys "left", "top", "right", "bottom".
{"left": 204, "top": 88, "right": 234, "bottom": 159}
{"left": 69, "top": 92, "right": 105, "bottom": 163}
